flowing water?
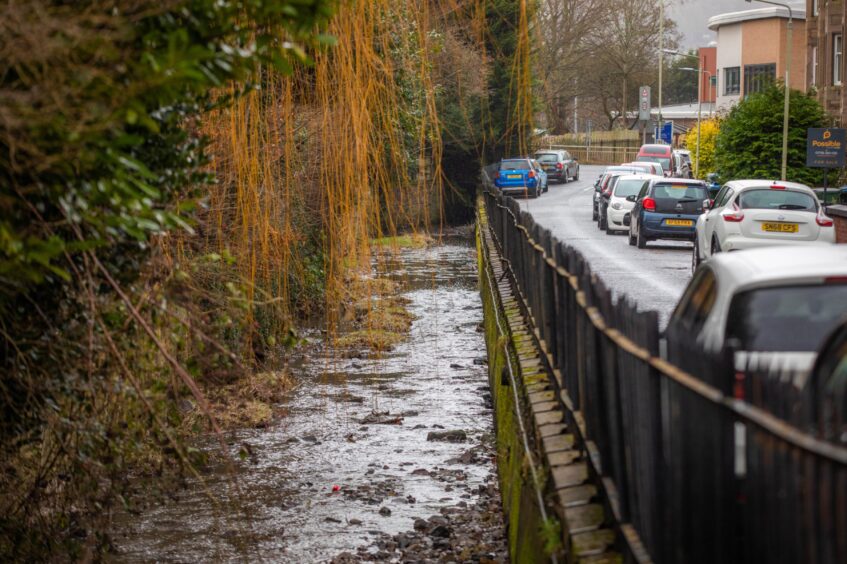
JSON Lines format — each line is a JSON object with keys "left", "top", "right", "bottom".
{"left": 113, "top": 231, "right": 503, "bottom": 562}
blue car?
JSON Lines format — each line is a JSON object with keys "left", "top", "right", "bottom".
{"left": 626, "top": 178, "right": 710, "bottom": 249}
{"left": 494, "top": 158, "right": 544, "bottom": 198}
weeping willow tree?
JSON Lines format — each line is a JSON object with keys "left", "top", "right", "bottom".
{"left": 0, "top": 0, "right": 535, "bottom": 558}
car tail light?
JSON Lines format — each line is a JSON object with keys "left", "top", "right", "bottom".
{"left": 733, "top": 371, "right": 745, "bottom": 400}
{"left": 556, "top": 162, "right": 564, "bottom": 170}
{"left": 770, "top": 185, "right": 786, "bottom": 190}
{"left": 721, "top": 202, "right": 744, "bottom": 222}
{"left": 642, "top": 197, "right": 656, "bottom": 211}
{"left": 825, "top": 276, "right": 847, "bottom": 284}
{"left": 816, "top": 210, "right": 834, "bottom": 227}
{"left": 528, "top": 170, "right": 536, "bottom": 179}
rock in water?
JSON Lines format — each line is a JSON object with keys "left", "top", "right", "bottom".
{"left": 426, "top": 430, "right": 467, "bottom": 443}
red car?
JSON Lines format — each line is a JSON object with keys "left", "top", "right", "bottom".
{"left": 635, "top": 144, "right": 672, "bottom": 177}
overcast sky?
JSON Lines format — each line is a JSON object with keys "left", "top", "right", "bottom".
{"left": 669, "top": 0, "right": 805, "bottom": 49}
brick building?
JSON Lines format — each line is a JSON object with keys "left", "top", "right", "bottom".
{"left": 808, "top": 0, "right": 846, "bottom": 123}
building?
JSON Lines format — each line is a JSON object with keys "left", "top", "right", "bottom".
{"left": 807, "top": 0, "right": 844, "bottom": 123}
{"left": 699, "top": 47, "right": 718, "bottom": 104}
{"left": 708, "top": 6, "right": 807, "bottom": 110}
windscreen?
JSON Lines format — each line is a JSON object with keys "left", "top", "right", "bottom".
{"left": 726, "top": 284, "right": 847, "bottom": 351}
{"left": 536, "top": 154, "right": 558, "bottom": 163}
{"left": 500, "top": 160, "right": 530, "bottom": 171}
{"left": 642, "top": 145, "right": 670, "bottom": 155}
{"left": 652, "top": 183, "right": 708, "bottom": 200}
{"left": 614, "top": 179, "right": 646, "bottom": 198}
{"left": 738, "top": 189, "right": 817, "bottom": 211}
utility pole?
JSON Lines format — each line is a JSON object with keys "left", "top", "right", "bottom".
{"left": 658, "top": 0, "right": 664, "bottom": 141}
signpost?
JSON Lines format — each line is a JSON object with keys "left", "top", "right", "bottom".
{"left": 639, "top": 86, "right": 651, "bottom": 144}
{"left": 654, "top": 121, "right": 673, "bottom": 145}
{"left": 807, "top": 128, "right": 846, "bottom": 205}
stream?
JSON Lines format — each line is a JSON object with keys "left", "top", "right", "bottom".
{"left": 113, "top": 229, "right": 507, "bottom": 562}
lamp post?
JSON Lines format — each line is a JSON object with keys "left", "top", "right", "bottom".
{"left": 746, "top": 0, "right": 792, "bottom": 180}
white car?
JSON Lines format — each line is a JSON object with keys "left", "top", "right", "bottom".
{"left": 668, "top": 246, "right": 847, "bottom": 375}
{"left": 693, "top": 180, "right": 835, "bottom": 269}
{"left": 604, "top": 174, "right": 656, "bottom": 234}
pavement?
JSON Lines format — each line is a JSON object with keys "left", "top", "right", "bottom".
{"left": 513, "top": 164, "right": 693, "bottom": 325}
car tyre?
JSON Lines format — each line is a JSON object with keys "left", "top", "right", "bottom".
{"left": 711, "top": 235, "right": 721, "bottom": 255}
{"left": 636, "top": 227, "right": 647, "bottom": 249}
{"left": 692, "top": 236, "right": 702, "bottom": 272}
{"left": 605, "top": 220, "right": 614, "bottom": 235}
{"left": 598, "top": 210, "right": 607, "bottom": 230}
{"left": 592, "top": 207, "right": 598, "bottom": 221}
{"left": 574, "top": 167, "right": 580, "bottom": 181}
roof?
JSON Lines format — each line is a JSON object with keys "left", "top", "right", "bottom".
{"left": 725, "top": 179, "right": 812, "bottom": 191}
{"left": 709, "top": 246, "right": 847, "bottom": 291}
{"left": 708, "top": 5, "right": 805, "bottom": 32}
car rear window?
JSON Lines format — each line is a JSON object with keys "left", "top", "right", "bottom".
{"left": 500, "top": 160, "right": 530, "bottom": 171}
{"left": 738, "top": 189, "right": 817, "bottom": 211}
{"left": 642, "top": 146, "right": 671, "bottom": 155}
{"left": 636, "top": 156, "right": 670, "bottom": 171}
{"left": 535, "top": 154, "right": 558, "bottom": 163}
{"left": 614, "top": 179, "right": 646, "bottom": 197}
{"left": 652, "top": 183, "right": 708, "bottom": 200}
{"left": 726, "top": 284, "right": 847, "bottom": 352}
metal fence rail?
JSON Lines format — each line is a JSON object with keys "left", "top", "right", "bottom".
{"left": 480, "top": 180, "right": 847, "bottom": 564}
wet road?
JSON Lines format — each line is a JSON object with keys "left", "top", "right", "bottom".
{"left": 516, "top": 164, "right": 692, "bottom": 324}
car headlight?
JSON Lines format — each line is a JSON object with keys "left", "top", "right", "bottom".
{"left": 611, "top": 202, "right": 622, "bottom": 210}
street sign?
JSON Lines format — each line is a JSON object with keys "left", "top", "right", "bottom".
{"left": 654, "top": 121, "right": 673, "bottom": 144}
{"left": 639, "top": 86, "right": 651, "bottom": 122}
{"left": 807, "top": 128, "right": 846, "bottom": 168}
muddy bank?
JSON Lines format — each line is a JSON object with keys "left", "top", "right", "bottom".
{"left": 112, "top": 230, "right": 507, "bottom": 562}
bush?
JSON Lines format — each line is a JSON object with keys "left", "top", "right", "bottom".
{"left": 714, "top": 83, "right": 827, "bottom": 185}
{"left": 683, "top": 117, "right": 720, "bottom": 179}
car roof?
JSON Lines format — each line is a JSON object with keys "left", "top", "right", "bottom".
{"left": 707, "top": 246, "right": 847, "bottom": 292}
{"left": 535, "top": 150, "right": 565, "bottom": 154}
{"left": 649, "top": 177, "right": 707, "bottom": 186}
{"left": 724, "top": 179, "right": 813, "bottom": 192}
{"left": 616, "top": 174, "right": 660, "bottom": 181}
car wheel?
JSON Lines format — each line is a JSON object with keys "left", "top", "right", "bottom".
{"left": 592, "top": 207, "right": 598, "bottom": 221}
{"left": 598, "top": 210, "right": 606, "bottom": 230}
{"left": 574, "top": 167, "right": 580, "bottom": 181}
{"left": 711, "top": 235, "right": 721, "bottom": 255}
{"left": 628, "top": 227, "right": 636, "bottom": 246}
{"left": 605, "top": 220, "right": 614, "bottom": 235}
{"left": 637, "top": 227, "right": 647, "bottom": 249}
{"left": 692, "top": 236, "right": 702, "bottom": 273}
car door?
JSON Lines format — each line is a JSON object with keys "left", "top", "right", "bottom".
{"left": 667, "top": 266, "right": 719, "bottom": 344}
{"left": 701, "top": 186, "right": 734, "bottom": 257}
{"left": 632, "top": 181, "right": 651, "bottom": 234}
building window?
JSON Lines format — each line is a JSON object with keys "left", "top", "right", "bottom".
{"left": 812, "top": 0, "right": 818, "bottom": 17}
{"left": 834, "top": 34, "right": 843, "bottom": 86}
{"left": 812, "top": 46, "right": 818, "bottom": 86}
{"left": 743, "top": 63, "right": 776, "bottom": 95}
{"left": 724, "top": 67, "right": 740, "bottom": 95}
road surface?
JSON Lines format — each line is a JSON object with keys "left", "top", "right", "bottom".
{"left": 515, "top": 164, "right": 692, "bottom": 324}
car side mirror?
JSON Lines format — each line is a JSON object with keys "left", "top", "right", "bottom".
{"left": 626, "top": 195, "right": 636, "bottom": 202}
{"left": 623, "top": 214, "right": 631, "bottom": 226}
{"left": 703, "top": 199, "right": 712, "bottom": 210}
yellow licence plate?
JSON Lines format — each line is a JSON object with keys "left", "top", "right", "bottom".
{"left": 762, "top": 222, "right": 798, "bottom": 233}
{"left": 665, "top": 219, "right": 693, "bottom": 227}
{"left": 507, "top": 174, "right": 521, "bottom": 179}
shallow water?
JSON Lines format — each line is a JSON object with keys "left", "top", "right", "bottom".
{"left": 113, "top": 232, "right": 497, "bottom": 562}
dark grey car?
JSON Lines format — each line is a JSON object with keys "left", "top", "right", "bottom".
{"left": 534, "top": 150, "right": 579, "bottom": 183}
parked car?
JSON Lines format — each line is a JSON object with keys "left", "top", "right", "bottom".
{"left": 494, "top": 158, "right": 543, "bottom": 198}
{"left": 530, "top": 159, "right": 549, "bottom": 193}
{"left": 594, "top": 166, "right": 642, "bottom": 220}
{"left": 635, "top": 144, "right": 673, "bottom": 177}
{"left": 534, "top": 150, "right": 579, "bottom": 183}
{"left": 667, "top": 246, "right": 847, "bottom": 374}
{"left": 623, "top": 161, "right": 664, "bottom": 177}
{"left": 603, "top": 174, "right": 656, "bottom": 235}
{"left": 627, "top": 178, "right": 711, "bottom": 248}
{"left": 693, "top": 180, "right": 835, "bottom": 269}
{"left": 672, "top": 150, "right": 692, "bottom": 178}
{"left": 807, "top": 317, "right": 847, "bottom": 428}
{"left": 676, "top": 149, "right": 694, "bottom": 178}
{"left": 705, "top": 172, "right": 721, "bottom": 198}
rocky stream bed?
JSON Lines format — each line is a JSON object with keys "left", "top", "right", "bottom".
{"left": 112, "top": 231, "right": 508, "bottom": 562}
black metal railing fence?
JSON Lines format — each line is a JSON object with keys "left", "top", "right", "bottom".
{"left": 480, "top": 180, "right": 847, "bottom": 564}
